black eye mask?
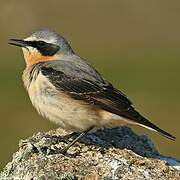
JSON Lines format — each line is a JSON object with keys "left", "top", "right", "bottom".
{"left": 27, "top": 41, "right": 60, "bottom": 56}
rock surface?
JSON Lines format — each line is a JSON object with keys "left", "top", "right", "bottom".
{"left": 0, "top": 127, "right": 179, "bottom": 179}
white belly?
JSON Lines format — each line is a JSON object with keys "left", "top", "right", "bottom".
{"left": 25, "top": 70, "right": 134, "bottom": 132}
{"left": 27, "top": 72, "right": 101, "bottom": 131}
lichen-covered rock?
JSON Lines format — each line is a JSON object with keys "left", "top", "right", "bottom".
{"left": 0, "top": 127, "right": 179, "bottom": 179}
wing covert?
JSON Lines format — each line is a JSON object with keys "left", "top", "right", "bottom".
{"left": 41, "top": 66, "right": 132, "bottom": 112}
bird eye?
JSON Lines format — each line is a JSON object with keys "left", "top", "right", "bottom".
{"left": 38, "top": 41, "right": 45, "bottom": 47}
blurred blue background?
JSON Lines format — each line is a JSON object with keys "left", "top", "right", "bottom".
{"left": 0, "top": 0, "right": 179, "bottom": 169}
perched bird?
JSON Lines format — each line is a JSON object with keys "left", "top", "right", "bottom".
{"left": 9, "top": 29, "right": 175, "bottom": 152}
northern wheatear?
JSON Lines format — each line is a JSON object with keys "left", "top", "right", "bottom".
{"left": 9, "top": 29, "right": 175, "bottom": 152}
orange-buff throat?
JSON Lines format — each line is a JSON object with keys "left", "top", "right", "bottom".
{"left": 23, "top": 51, "right": 61, "bottom": 66}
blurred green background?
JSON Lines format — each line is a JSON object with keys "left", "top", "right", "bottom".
{"left": 0, "top": 0, "right": 179, "bottom": 169}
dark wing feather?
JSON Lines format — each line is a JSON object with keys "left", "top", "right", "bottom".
{"left": 41, "top": 66, "right": 132, "bottom": 111}
{"left": 41, "top": 66, "right": 175, "bottom": 140}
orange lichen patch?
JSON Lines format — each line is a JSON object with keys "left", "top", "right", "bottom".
{"left": 23, "top": 51, "right": 62, "bottom": 66}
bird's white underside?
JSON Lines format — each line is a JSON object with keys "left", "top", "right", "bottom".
{"left": 25, "top": 71, "right": 138, "bottom": 132}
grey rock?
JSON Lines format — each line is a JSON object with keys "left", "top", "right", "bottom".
{"left": 0, "top": 127, "right": 180, "bottom": 179}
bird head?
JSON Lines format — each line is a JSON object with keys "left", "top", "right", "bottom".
{"left": 9, "top": 29, "right": 74, "bottom": 66}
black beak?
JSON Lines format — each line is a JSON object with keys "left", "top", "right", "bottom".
{"left": 8, "top": 39, "right": 28, "bottom": 48}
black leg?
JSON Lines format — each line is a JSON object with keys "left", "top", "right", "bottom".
{"left": 61, "top": 126, "right": 94, "bottom": 154}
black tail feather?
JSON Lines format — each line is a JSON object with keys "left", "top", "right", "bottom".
{"left": 121, "top": 108, "right": 176, "bottom": 141}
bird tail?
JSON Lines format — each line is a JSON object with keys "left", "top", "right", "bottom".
{"left": 124, "top": 108, "right": 176, "bottom": 141}
{"left": 138, "top": 118, "right": 176, "bottom": 141}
